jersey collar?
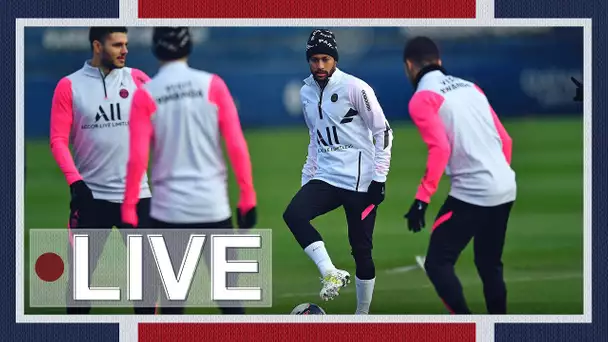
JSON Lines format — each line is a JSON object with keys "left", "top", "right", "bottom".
{"left": 413, "top": 64, "right": 447, "bottom": 89}
{"left": 158, "top": 60, "right": 189, "bottom": 74}
{"left": 82, "top": 60, "right": 124, "bottom": 78}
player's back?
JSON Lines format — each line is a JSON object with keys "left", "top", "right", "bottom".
{"left": 416, "top": 70, "right": 516, "bottom": 206}
{"left": 144, "top": 61, "right": 230, "bottom": 223}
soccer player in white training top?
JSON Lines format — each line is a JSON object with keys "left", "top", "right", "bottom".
{"left": 283, "top": 29, "right": 393, "bottom": 314}
{"left": 50, "top": 26, "right": 154, "bottom": 315}
{"left": 122, "top": 27, "right": 257, "bottom": 315}
{"left": 402, "top": 37, "right": 517, "bottom": 314}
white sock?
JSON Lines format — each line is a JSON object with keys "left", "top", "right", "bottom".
{"left": 304, "top": 241, "right": 336, "bottom": 276}
{"left": 355, "top": 277, "right": 375, "bottom": 314}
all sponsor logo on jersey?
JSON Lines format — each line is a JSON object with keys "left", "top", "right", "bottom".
{"left": 81, "top": 103, "right": 128, "bottom": 130}
{"left": 316, "top": 126, "right": 354, "bottom": 153}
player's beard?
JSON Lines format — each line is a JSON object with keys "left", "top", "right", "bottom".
{"left": 312, "top": 65, "right": 337, "bottom": 86}
{"left": 101, "top": 50, "right": 123, "bottom": 71}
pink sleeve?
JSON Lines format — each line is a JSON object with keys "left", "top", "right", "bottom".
{"left": 209, "top": 74, "right": 257, "bottom": 213}
{"left": 489, "top": 108, "right": 512, "bottom": 164}
{"left": 474, "top": 85, "right": 512, "bottom": 164}
{"left": 408, "top": 90, "right": 451, "bottom": 203}
{"left": 131, "top": 69, "right": 151, "bottom": 88}
{"left": 50, "top": 77, "right": 82, "bottom": 185}
{"left": 123, "top": 88, "right": 155, "bottom": 209}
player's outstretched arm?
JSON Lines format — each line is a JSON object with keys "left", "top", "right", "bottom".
{"left": 350, "top": 82, "right": 393, "bottom": 183}
{"left": 211, "top": 75, "right": 257, "bottom": 226}
{"left": 403, "top": 90, "right": 450, "bottom": 233}
{"left": 122, "top": 87, "right": 155, "bottom": 226}
{"left": 408, "top": 90, "right": 451, "bottom": 204}
{"left": 301, "top": 108, "right": 318, "bottom": 187}
{"left": 49, "top": 77, "right": 83, "bottom": 186}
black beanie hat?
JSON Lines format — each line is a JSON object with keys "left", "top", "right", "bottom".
{"left": 152, "top": 27, "right": 192, "bottom": 61}
{"left": 306, "top": 29, "right": 339, "bottom": 62}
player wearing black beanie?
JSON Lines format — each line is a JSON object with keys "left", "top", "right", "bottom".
{"left": 284, "top": 28, "right": 394, "bottom": 314}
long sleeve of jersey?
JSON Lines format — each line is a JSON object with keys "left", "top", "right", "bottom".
{"left": 50, "top": 77, "right": 83, "bottom": 186}
{"left": 123, "top": 70, "right": 155, "bottom": 212}
{"left": 489, "top": 107, "right": 512, "bottom": 164}
{"left": 131, "top": 68, "right": 152, "bottom": 87}
{"left": 210, "top": 75, "right": 257, "bottom": 213}
{"left": 408, "top": 90, "right": 451, "bottom": 203}
{"left": 301, "top": 106, "right": 318, "bottom": 186}
{"left": 474, "top": 85, "right": 513, "bottom": 164}
{"left": 350, "top": 82, "right": 393, "bottom": 183}
{"left": 124, "top": 88, "right": 155, "bottom": 213}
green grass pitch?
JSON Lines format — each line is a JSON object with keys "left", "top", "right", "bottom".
{"left": 24, "top": 116, "right": 583, "bottom": 315}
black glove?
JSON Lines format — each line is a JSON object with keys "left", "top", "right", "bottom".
{"left": 571, "top": 77, "right": 583, "bottom": 102}
{"left": 367, "top": 181, "right": 386, "bottom": 205}
{"left": 69, "top": 180, "right": 94, "bottom": 211}
{"left": 237, "top": 207, "right": 257, "bottom": 229}
{"left": 404, "top": 199, "right": 429, "bottom": 233}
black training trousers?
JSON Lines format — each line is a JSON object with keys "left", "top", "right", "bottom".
{"left": 424, "top": 195, "right": 514, "bottom": 314}
{"left": 141, "top": 217, "right": 245, "bottom": 315}
{"left": 283, "top": 179, "right": 377, "bottom": 280}
{"left": 66, "top": 198, "right": 152, "bottom": 315}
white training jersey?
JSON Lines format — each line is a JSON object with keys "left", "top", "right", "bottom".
{"left": 409, "top": 68, "right": 516, "bottom": 207}
{"left": 300, "top": 68, "right": 393, "bottom": 192}
{"left": 50, "top": 61, "right": 152, "bottom": 202}
{"left": 123, "top": 61, "right": 256, "bottom": 224}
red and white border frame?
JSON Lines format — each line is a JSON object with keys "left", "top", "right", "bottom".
{"left": 14, "top": 0, "right": 592, "bottom": 340}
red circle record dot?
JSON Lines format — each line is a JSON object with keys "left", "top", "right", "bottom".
{"left": 35, "top": 252, "right": 64, "bottom": 282}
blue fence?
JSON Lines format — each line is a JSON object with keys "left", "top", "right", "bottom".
{"left": 24, "top": 27, "right": 583, "bottom": 138}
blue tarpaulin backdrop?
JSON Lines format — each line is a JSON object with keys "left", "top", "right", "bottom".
{"left": 24, "top": 26, "right": 583, "bottom": 138}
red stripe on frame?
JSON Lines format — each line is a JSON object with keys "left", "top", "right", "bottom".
{"left": 139, "top": 323, "right": 476, "bottom": 342}
{"left": 138, "top": 0, "right": 476, "bottom": 18}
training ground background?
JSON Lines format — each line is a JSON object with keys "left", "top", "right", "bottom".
{"left": 22, "top": 27, "right": 583, "bottom": 314}
{"left": 24, "top": 118, "right": 583, "bottom": 315}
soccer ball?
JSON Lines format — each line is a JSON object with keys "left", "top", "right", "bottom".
{"left": 290, "top": 303, "right": 326, "bottom": 315}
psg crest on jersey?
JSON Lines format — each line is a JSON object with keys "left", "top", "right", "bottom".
{"left": 119, "top": 89, "right": 129, "bottom": 99}
{"left": 290, "top": 303, "right": 327, "bottom": 315}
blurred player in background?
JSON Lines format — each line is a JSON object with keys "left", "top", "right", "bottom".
{"left": 50, "top": 27, "right": 154, "bottom": 314}
{"left": 283, "top": 29, "right": 393, "bottom": 314}
{"left": 571, "top": 77, "right": 583, "bottom": 102}
{"left": 122, "top": 27, "right": 257, "bottom": 315}
{"left": 402, "top": 37, "right": 516, "bottom": 314}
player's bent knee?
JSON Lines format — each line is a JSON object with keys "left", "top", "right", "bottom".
{"left": 282, "top": 204, "right": 296, "bottom": 223}
{"left": 282, "top": 206, "right": 299, "bottom": 226}
{"left": 283, "top": 204, "right": 313, "bottom": 226}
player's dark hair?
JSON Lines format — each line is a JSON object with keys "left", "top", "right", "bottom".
{"left": 88, "top": 27, "right": 128, "bottom": 50}
{"left": 403, "top": 36, "right": 440, "bottom": 67}
{"left": 152, "top": 27, "right": 192, "bottom": 61}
